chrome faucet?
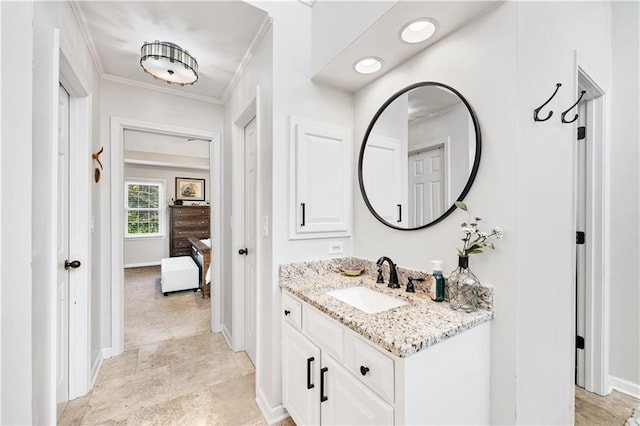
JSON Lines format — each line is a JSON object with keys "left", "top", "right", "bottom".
{"left": 376, "top": 256, "right": 400, "bottom": 289}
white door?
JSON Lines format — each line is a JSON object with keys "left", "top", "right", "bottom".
{"left": 282, "top": 323, "right": 321, "bottom": 425}
{"left": 243, "top": 117, "right": 257, "bottom": 364}
{"left": 575, "top": 99, "right": 587, "bottom": 388}
{"left": 408, "top": 145, "right": 445, "bottom": 226}
{"left": 56, "top": 84, "right": 71, "bottom": 420}
{"left": 320, "top": 355, "right": 394, "bottom": 425}
{"left": 362, "top": 135, "right": 406, "bottom": 225}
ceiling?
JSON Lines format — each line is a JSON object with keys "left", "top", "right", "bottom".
{"left": 312, "top": 1, "right": 503, "bottom": 92}
{"left": 75, "top": 1, "right": 269, "bottom": 103}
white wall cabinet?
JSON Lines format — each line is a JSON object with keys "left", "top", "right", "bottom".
{"left": 282, "top": 291, "right": 491, "bottom": 425}
{"left": 289, "top": 117, "right": 352, "bottom": 239}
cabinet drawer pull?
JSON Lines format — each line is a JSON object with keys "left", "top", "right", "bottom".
{"left": 360, "top": 365, "right": 370, "bottom": 376}
{"left": 306, "top": 357, "right": 315, "bottom": 389}
{"left": 284, "top": 309, "right": 291, "bottom": 316}
{"left": 320, "top": 367, "right": 328, "bottom": 402}
{"left": 397, "top": 204, "right": 402, "bottom": 223}
{"left": 301, "top": 203, "right": 306, "bottom": 227}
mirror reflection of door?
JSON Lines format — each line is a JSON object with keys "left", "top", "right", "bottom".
{"left": 408, "top": 142, "right": 446, "bottom": 227}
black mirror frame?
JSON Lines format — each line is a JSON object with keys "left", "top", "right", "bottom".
{"left": 358, "top": 81, "right": 482, "bottom": 231}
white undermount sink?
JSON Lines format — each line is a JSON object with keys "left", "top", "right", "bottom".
{"left": 326, "top": 286, "right": 407, "bottom": 314}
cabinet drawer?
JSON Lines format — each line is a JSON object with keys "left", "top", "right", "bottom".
{"left": 172, "top": 238, "right": 192, "bottom": 249}
{"left": 303, "top": 305, "right": 344, "bottom": 363}
{"left": 282, "top": 292, "right": 302, "bottom": 330}
{"left": 345, "top": 333, "right": 395, "bottom": 404}
{"left": 173, "top": 218, "right": 210, "bottom": 229}
{"left": 171, "top": 207, "right": 210, "bottom": 217}
{"left": 172, "top": 229, "right": 209, "bottom": 239}
{"left": 171, "top": 248, "right": 192, "bottom": 257}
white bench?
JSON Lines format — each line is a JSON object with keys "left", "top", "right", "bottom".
{"left": 161, "top": 256, "right": 199, "bottom": 296}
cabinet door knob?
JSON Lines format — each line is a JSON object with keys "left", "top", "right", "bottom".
{"left": 360, "top": 365, "right": 370, "bottom": 376}
{"left": 284, "top": 309, "right": 291, "bottom": 316}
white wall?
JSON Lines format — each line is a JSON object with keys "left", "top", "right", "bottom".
{"left": 100, "top": 80, "right": 223, "bottom": 351}
{"left": 0, "top": 3, "right": 34, "bottom": 423}
{"left": 609, "top": 0, "right": 640, "bottom": 394}
{"left": 222, "top": 23, "right": 273, "bottom": 349}
{"left": 354, "top": 5, "right": 519, "bottom": 423}
{"left": 355, "top": 2, "right": 614, "bottom": 423}
{"left": 123, "top": 163, "right": 209, "bottom": 267}
{"left": 515, "top": 3, "right": 611, "bottom": 423}
{"left": 244, "top": 1, "right": 354, "bottom": 420}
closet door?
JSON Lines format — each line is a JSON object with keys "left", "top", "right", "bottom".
{"left": 290, "top": 117, "right": 352, "bottom": 239}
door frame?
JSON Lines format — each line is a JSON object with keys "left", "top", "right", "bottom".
{"left": 59, "top": 46, "right": 93, "bottom": 401}
{"left": 32, "top": 27, "right": 93, "bottom": 422}
{"left": 110, "top": 117, "right": 222, "bottom": 355}
{"left": 231, "top": 91, "right": 258, "bottom": 352}
{"left": 573, "top": 52, "right": 608, "bottom": 395}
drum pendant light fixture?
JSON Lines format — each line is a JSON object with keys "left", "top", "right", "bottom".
{"left": 140, "top": 41, "right": 198, "bottom": 86}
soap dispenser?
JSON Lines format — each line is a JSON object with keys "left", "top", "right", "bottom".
{"left": 429, "top": 260, "right": 445, "bottom": 302}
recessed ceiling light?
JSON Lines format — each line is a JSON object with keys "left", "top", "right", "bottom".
{"left": 400, "top": 18, "right": 437, "bottom": 44}
{"left": 354, "top": 57, "right": 384, "bottom": 74}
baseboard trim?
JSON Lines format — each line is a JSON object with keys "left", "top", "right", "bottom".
{"left": 221, "top": 324, "right": 233, "bottom": 349}
{"left": 124, "top": 261, "right": 161, "bottom": 268}
{"left": 90, "top": 349, "right": 105, "bottom": 389}
{"left": 256, "top": 388, "right": 290, "bottom": 425}
{"left": 610, "top": 375, "right": 640, "bottom": 399}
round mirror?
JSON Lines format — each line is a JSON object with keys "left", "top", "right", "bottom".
{"left": 358, "top": 82, "right": 481, "bottom": 230}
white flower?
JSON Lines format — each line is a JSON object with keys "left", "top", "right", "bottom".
{"left": 493, "top": 227, "right": 504, "bottom": 239}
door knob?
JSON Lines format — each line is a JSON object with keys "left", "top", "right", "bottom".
{"left": 64, "top": 260, "right": 81, "bottom": 270}
{"left": 238, "top": 248, "right": 248, "bottom": 255}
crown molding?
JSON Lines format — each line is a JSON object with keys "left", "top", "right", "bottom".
{"left": 222, "top": 15, "right": 272, "bottom": 103}
{"left": 69, "top": 0, "right": 105, "bottom": 77}
{"left": 298, "top": 0, "right": 317, "bottom": 7}
{"left": 103, "top": 74, "right": 223, "bottom": 104}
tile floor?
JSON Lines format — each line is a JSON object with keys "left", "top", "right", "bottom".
{"left": 575, "top": 385, "right": 639, "bottom": 425}
{"left": 58, "top": 332, "right": 282, "bottom": 425}
{"left": 124, "top": 266, "right": 211, "bottom": 350}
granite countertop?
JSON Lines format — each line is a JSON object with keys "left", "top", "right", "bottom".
{"left": 279, "top": 257, "right": 494, "bottom": 358}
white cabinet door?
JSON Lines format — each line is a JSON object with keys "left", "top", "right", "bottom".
{"left": 283, "top": 323, "right": 321, "bottom": 425}
{"left": 321, "top": 355, "right": 394, "bottom": 426}
{"left": 290, "top": 117, "right": 352, "bottom": 239}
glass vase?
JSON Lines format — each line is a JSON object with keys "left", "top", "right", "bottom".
{"left": 448, "top": 256, "right": 480, "bottom": 313}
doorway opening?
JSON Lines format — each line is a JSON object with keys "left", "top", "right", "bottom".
{"left": 573, "top": 60, "right": 608, "bottom": 396}
{"left": 110, "top": 118, "right": 222, "bottom": 357}
{"left": 122, "top": 129, "right": 212, "bottom": 350}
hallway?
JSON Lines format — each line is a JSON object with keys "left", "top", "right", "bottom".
{"left": 58, "top": 332, "right": 267, "bottom": 424}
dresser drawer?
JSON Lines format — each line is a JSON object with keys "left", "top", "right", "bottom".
{"left": 171, "top": 248, "right": 192, "bottom": 257}
{"left": 172, "top": 238, "right": 192, "bottom": 250}
{"left": 171, "top": 207, "right": 210, "bottom": 218}
{"left": 303, "top": 304, "right": 344, "bottom": 363}
{"left": 172, "top": 217, "right": 210, "bottom": 229}
{"left": 345, "top": 333, "right": 394, "bottom": 404}
{"left": 172, "top": 229, "right": 209, "bottom": 239}
{"left": 282, "top": 292, "right": 302, "bottom": 330}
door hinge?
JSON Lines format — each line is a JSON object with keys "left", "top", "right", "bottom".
{"left": 577, "top": 126, "right": 586, "bottom": 140}
{"left": 576, "top": 335, "right": 585, "bottom": 350}
{"left": 576, "top": 231, "right": 585, "bottom": 245}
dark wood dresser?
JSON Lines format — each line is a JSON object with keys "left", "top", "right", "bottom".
{"left": 169, "top": 205, "right": 210, "bottom": 257}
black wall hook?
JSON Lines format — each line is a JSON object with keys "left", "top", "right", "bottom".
{"left": 561, "top": 90, "right": 586, "bottom": 124}
{"left": 534, "top": 83, "right": 561, "bottom": 122}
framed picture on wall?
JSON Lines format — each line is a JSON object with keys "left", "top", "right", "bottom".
{"left": 175, "top": 177, "right": 205, "bottom": 201}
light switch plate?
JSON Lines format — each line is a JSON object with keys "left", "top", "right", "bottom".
{"left": 328, "top": 240, "right": 344, "bottom": 254}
